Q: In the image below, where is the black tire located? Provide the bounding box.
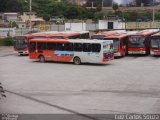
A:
[39,55,45,63]
[73,57,81,65]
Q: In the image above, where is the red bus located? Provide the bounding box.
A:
[128,29,159,55]
[150,32,160,55]
[29,39,114,64]
[13,31,89,55]
[13,34,32,55]
[103,33,129,57]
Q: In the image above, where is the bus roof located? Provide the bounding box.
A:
[93,31,117,36]
[131,29,159,36]
[104,33,129,39]
[29,38,112,44]
[151,32,160,37]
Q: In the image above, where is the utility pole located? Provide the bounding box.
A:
[29,0,32,31]
[153,0,155,28]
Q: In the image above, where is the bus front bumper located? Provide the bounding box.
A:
[128,51,146,54]
[151,51,160,55]
[114,52,121,57]
[18,50,29,55]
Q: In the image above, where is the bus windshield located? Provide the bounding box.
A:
[151,38,160,49]
[14,36,28,50]
[129,36,145,48]
[104,38,119,52]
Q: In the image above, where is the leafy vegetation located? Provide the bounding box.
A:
[2,37,13,46]
[0,0,159,22]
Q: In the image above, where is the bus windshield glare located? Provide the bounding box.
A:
[151,38,160,49]
[14,36,28,50]
[104,38,119,52]
[129,36,145,48]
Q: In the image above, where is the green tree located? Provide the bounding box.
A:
[112,3,119,13]
[9,21,18,28]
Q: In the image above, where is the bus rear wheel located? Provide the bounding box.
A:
[39,55,45,63]
[73,57,81,65]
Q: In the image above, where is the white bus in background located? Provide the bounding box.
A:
[29,39,114,65]
[0,28,15,38]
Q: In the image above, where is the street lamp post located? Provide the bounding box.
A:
[153,0,155,28]
[29,0,32,31]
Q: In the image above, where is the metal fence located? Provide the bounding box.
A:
[15,22,160,35]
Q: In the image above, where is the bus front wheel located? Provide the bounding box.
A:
[73,57,81,65]
[39,55,45,63]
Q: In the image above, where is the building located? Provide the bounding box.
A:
[20,12,44,28]
[0,13,19,22]
[75,0,86,5]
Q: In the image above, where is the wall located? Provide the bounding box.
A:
[65,23,86,31]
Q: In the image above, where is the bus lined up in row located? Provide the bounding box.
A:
[13,31,89,55]
[150,32,160,55]
[128,29,159,55]
[92,29,160,56]
[91,30,138,57]
[103,33,129,57]
[29,39,114,64]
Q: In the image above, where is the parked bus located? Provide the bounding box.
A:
[13,34,32,55]
[29,39,114,64]
[103,33,129,57]
[128,29,159,55]
[150,32,160,55]
[13,31,89,55]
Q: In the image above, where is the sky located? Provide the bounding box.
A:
[113,0,133,5]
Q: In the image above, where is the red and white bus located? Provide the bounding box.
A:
[150,32,160,55]
[29,39,114,64]
[128,29,159,55]
[13,31,89,55]
[103,33,129,57]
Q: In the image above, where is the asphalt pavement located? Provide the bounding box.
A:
[0,47,160,115]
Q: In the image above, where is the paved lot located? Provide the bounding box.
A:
[0,47,160,115]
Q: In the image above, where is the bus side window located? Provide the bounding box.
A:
[65,43,73,51]
[83,43,92,52]
[74,43,83,52]
[47,42,56,50]
[92,44,101,52]
[29,42,36,53]
[57,43,65,51]
[37,42,46,51]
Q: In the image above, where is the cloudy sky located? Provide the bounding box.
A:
[113,0,133,5]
